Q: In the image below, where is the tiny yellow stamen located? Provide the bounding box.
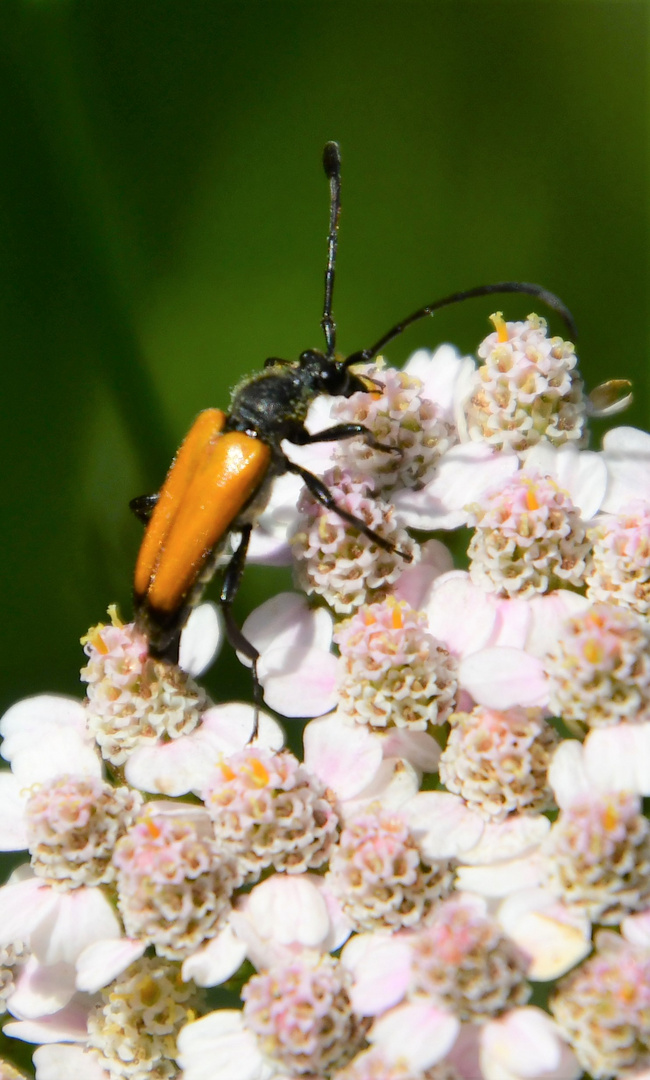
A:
[219,761,236,782]
[525,487,540,511]
[583,639,604,665]
[364,610,377,626]
[392,605,403,630]
[603,803,620,832]
[139,975,161,1007]
[145,818,161,839]
[490,311,509,343]
[107,603,124,628]
[80,622,109,654]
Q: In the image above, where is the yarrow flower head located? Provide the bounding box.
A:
[545,602,650,730]
[81,607,209,765]
[465,311,587,453]
[202,747,339,880]
[292,468,416,614]
[331,362,456,494]
[334,598,457,731]
[586,502,650,614]
[438,706,558,820]
[467,470,590,597]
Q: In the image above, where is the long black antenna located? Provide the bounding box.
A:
[344,280,578,367]
[321,141,342,358]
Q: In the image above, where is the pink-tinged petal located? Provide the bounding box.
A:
[547,741,590,810]
[497,889,591,981]
[523,444,607,520]
[459,648,548,709]
[525,591,590,659]
[4,995,90,1043]
[456,853,545,898]
[76,937,146,993]
[622,910,650,948]
[393,539,454,609]
[370,1000,460,1071]
[424,572,498,657]
[0,695,86,749]
[179,603,223,676]
[33,1042,110,1080]
[177,1010,271,1080]
[345,935,412,1016]
[491,598,531,649]
[343,759,420,819]
[0,772,28,849]
[379,730,441,773]
[33,1043,109,1080]
[480,1007,580,1080]
[31,887,121,966]
[246,474,306,566]
[461,815,551,865]
[182,924,248,988]
[395,443,519,530]
[202,703,284,755]
[243,593,333,661]
[583,722,650,796]
[303,715,383,799]
[9,956,77,1018]
[404,345,473,422]
[125,736,215,797]
[0,876,58,948]
[258,646,338,717]
[405,791,485,859]
[600,426,650,514]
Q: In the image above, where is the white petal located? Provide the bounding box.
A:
[547,741,590,809]
[9,956,77,1018]
[1,696,100,785]
[31,887,121,966]
[34,1042,109,1080]
[76,937,146,992]
[600,426,650,514]
[379,730,441,773]
[245,875,330,948]
[370,1000,460,1071]
[480,1007,580,1080]
[393,539,454,609]
[523,444,607,519]
[177,1010,270,1080]
[456,854,545,898]
[303,715,383,799]
[242,593,333,661]
[405,791,485,859]
[459,648,548,709]
[0,876,57,949]
[258,646,338,717]
[497,889,591,980]
[424,571,498,657]
[179,603,224,676]
[525,591,590,659]
[583,722,650,796]
[622,909,650,948]
[4,995,90,1043]
[343,758,420,817]
[461,815,551,864]
[182,923,247,987]
[0,771,28,849]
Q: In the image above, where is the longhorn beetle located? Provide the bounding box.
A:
[132,142,575,705]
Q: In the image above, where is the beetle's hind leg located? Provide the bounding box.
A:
[286,460,413,563]
[220,524,263,738]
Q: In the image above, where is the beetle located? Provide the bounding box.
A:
[132,141,575,702]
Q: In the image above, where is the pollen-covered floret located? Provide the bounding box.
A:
[439,706,558,820]
[81,608,210,766]
[0,942,28,1016]
[242,953,370,1076]
[326,806,453,931]
[202,747,338,880]
[586,504,650,615]
[545,602,650,730]
[465,312,587,453]
[331,363,455,494]
[292,468,416,614]
[87,955,203,1080]
[25,775,142,887]
[551,931,650,1079]
[467,471,590,598]
[542,792,650,924]
[335,598,457,731]
[411,896,531,1020]
[113,803,239,959]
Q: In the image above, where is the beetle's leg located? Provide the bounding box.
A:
[129,493,160,524]
[291,422,399,455]
[220,524,263,738]
[286,460,413,562]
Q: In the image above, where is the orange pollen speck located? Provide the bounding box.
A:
[80,624,109,654]
[392,606,404,630]
[364,611,377,626]
[490,311,509,343]
[603,804,620,831]
[219,761,236,782]
[242,758,271,788]
[145,819,161,839]
[525,488,540,512]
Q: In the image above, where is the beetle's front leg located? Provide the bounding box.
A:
[291,422,399,455]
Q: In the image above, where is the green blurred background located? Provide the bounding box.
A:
[0,0,647,722]
[0,0,647,1072]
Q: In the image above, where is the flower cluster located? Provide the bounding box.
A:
[1,312,648,1080]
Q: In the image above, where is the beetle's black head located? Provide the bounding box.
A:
[298,349,375,398]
